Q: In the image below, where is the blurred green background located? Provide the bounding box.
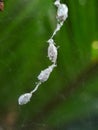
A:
[0,0,98,129]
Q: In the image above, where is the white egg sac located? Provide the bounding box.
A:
[48,39,58,63]
[37,64,56,82]
[18,93,32,105]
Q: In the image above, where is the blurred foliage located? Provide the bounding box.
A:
[0,0,98,129]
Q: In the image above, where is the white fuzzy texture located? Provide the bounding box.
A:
[18,93,32,105]
[47,39,58,63]
[51,2,68,38]
[56,3,68,23]
[54,0,60,7]
[37,64,56,82]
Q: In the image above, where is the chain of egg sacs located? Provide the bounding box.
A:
[18,0,68,105]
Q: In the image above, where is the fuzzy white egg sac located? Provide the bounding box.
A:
[57,3,68,22]
[37,64,56,82]
[18,93,32,105]
[47,39,58,63]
